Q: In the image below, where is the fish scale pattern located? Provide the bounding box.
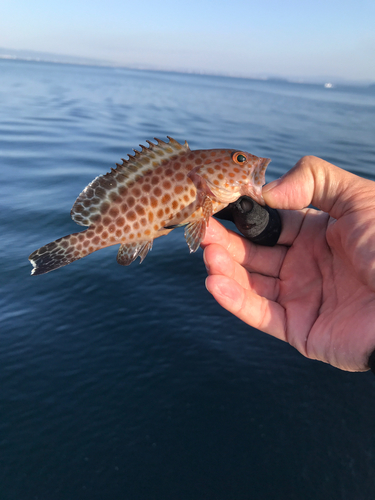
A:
[29,137,270,275]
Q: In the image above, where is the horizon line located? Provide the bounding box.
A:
[0,50,374,89]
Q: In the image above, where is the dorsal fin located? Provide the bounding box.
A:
[71,137,190,226]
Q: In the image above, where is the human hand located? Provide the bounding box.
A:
[202,156,375,372]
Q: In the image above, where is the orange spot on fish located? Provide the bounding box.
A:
[127,211,136,222]
[135,205,146,216]
[109,207,119,218]
[162,194,171,204]
[100,202,110,214]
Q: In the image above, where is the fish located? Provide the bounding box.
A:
[29,137,270,275]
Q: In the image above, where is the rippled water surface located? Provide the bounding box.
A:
[1,60,375,499]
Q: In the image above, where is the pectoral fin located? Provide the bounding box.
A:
[184,197,213,252]
[160,196,204,230]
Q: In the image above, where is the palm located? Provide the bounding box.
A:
[276,210,375,371]
[203,213,375,372]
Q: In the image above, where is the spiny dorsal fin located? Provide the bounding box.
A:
[71,137,190,226]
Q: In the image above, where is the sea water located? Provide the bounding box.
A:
[1,59,375,499]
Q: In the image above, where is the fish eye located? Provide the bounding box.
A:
[233,152,248,164]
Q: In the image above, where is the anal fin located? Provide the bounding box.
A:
[117,240,153,266]
[184,197,213,253]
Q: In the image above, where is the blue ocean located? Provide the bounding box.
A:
[1,59,375,499]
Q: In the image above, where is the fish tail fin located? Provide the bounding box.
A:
[29,229,98,276]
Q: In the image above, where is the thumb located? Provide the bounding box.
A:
[262,156,374,219]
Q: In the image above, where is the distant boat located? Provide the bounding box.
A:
[324,82,334,88]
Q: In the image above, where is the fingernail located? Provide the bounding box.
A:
[262,178,281,194]
[205,277,211,292]
[203,252,210,273]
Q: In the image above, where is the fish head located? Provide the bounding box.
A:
[189,149,271,206]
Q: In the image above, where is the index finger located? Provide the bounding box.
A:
[202,209,310,277]
[201,217,286,277]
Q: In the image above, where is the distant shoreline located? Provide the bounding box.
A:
[1,52,374,89]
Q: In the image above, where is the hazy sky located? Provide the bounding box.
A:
[1,0,375,82]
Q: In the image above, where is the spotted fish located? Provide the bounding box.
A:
[29,137,270,275]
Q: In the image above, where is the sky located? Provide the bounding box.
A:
[1,0,375,83]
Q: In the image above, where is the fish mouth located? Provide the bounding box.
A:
[245,188,265,206]
[243,156,271,205]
